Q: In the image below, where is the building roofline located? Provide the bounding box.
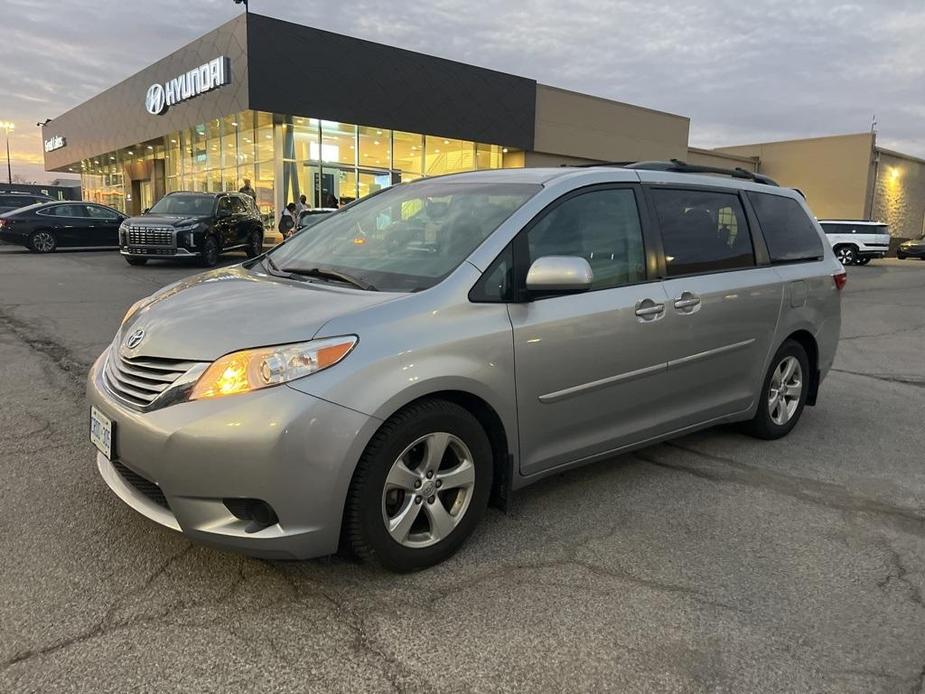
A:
[535,83,689,123]
[876,146,925,166]
[686,146,758,164]
[715,132,874,150]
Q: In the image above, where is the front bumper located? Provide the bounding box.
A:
[120,248,200,258]
[898,246,925,258]
[87,349,379,559]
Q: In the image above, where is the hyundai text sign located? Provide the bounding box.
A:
[145,56,230,115]
[44,135,66,152]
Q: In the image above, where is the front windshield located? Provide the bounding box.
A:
[148,194,214,216]
[268,179,539,292]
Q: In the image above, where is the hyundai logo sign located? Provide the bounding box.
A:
[125,328,146,350]
[145,56,230,115]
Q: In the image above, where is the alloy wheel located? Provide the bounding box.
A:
[381,432,476,549]
[836,247,856,265]
[32,232,55,253]
[768,356,803,426]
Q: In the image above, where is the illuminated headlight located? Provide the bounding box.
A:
[121,295,156,326]
[174,223,198,246]
[189,336,358,401]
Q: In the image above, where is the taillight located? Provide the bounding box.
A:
[833,269,847,291]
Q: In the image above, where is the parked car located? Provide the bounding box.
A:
[0,201,125,252]
[88,163,844,571]
[0,191,53,214]
[819,220,892,265]
[896,235,925,260]
[119,191,264,267]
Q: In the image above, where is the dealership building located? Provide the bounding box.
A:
[42,12,925,242]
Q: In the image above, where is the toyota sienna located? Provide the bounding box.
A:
[87,162,844,571]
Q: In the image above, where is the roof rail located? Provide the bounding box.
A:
[626,159,779,186]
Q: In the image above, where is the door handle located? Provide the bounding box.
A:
[673,292,701,314]
[634,299,665,321]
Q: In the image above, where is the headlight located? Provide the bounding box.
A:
[121,295,156,326]
[189,336,358,400]
[174,223,199,246]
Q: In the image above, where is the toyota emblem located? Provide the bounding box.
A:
[145,83,167,115]
[126,328,146,350]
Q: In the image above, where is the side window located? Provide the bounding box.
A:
[471,245,514,302]
[747,192,824,263]
[526,188,646,290]
[650,189,754,277]
[216,197,233,216]
[229,196,248,215]
[84,205,118,220]
[41,204,87,218]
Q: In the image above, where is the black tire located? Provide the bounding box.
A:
[343,399,493,572]
[124,256,148,266]
[742,340,811,440]
[856,257,871,266]
[834,244,857,266]
[28,230,57,253]
[897,253,905,260]
[199,235,219,267]
[245,230,264,258]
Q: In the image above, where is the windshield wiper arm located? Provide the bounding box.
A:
[280,266,377,291]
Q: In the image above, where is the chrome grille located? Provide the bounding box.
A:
[127,226,174,247]
[103,349,202,409]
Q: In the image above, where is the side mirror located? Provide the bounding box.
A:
[525,256,593,294]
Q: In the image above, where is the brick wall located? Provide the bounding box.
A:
[872,149,925,241]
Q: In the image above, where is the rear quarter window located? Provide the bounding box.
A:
[747,192,824,263]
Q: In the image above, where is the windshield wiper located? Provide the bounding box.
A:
[280,266,377,291]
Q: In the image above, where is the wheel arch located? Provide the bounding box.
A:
[783,329,820,406]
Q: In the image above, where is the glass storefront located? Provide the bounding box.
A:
[80,110,514,235]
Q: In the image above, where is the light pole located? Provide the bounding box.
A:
[0,121,14,184]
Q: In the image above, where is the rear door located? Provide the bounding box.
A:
[37,204,93,246]
[645,186,784,427]
[508,184,677,477]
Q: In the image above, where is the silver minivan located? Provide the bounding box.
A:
[87,164,845,571]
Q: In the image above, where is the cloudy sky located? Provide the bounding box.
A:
[2,0,923,182]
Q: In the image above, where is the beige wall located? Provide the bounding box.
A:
[716,133,875,220]
[873,149,925,240]
[532,85,689,164]
[686,147,758,172]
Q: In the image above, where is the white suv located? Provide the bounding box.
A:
[819,220,891,265]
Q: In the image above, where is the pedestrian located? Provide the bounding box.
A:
[278,202,297,238]
[295,194,310,224]
[324,193,339,209]
[239,178,256,199]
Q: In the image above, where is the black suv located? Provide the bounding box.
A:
[120,191,265,267]
[0,191,54,214]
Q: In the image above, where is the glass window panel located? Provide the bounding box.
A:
[476,143,502,170]
[358,126,391,170]
[425,136,475,176]
[320,121,356,166]
[290,117,319,162]
[358,171,392,200]
[393,131,423,178]
[256,120,274,163]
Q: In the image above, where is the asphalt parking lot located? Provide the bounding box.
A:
[1,247,924,693]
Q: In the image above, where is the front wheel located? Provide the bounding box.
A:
[28,231,56,253]
[742,340,810,440]
[897,253,906,260]
[199,236,219,267]
[343,399,493,572]
[245,230,264,258]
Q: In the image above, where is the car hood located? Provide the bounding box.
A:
[123,214,209,227]
[118,264,402,362]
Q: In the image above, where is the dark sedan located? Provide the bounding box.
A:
[897,236,925,260]
[0,201,126,253]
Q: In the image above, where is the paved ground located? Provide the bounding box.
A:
[1,247,924,693]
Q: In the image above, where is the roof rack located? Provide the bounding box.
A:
[625,159,779,186]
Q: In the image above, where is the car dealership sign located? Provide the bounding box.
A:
[43,135,66,152]
[145,56,230,115]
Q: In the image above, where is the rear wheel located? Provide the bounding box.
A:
[199,236,219,267]
[834,244,857,265]
[28,230,56,253]
[897,253,906,260]
[742,340,810,440]
[245,230,264,258]
[124,256,148,266]
[343,399,493,572]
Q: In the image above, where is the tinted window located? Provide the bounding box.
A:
[84,205,119,220]
[527,188,646,290]
[148,195,214,216]
[651,189,754,276]
[471,244,514,302]
[821,223,889,235]
[0,195,38,208]
[40,204,88,218]
[229,196,248,214]
[748,192,824,262]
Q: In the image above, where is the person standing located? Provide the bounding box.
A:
[278,202,297,239]
[295,194,310,219]
[239,178,256,199]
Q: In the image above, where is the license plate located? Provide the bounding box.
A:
[90,406,113,459]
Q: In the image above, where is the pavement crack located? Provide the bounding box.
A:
[877,542,923,608]
[636,443,925,538]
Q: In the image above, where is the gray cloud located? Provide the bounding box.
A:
[2,0,923,182]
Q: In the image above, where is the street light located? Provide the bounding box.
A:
[0,121,14,184]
